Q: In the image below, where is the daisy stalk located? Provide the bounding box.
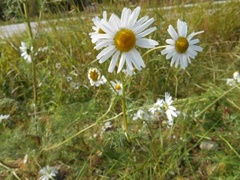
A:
[119,73,128,137]
[22,0,38,132]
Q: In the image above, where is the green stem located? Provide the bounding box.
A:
[120,73,128,132]
[23,1,38,132]
[23,1,33,40]
[23,2,37,102]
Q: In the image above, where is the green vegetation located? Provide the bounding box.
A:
[0,0,239,179]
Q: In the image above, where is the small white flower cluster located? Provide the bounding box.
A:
[133,92,179,126]
[65,75,80,90]
[226,71,240,86]
[0,114,10,123]
[39,165,58,180]
[101,121,112,132]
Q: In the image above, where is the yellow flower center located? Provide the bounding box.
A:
[115,84,121,91]
[114,29,136,52]
[175,37,189,54]
[90,70,99,81]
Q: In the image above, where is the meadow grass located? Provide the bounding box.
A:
[0,0,240,179]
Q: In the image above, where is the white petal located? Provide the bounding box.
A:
[134,18,155,34]
[133,16,149,30]
[131,48,146,68]
[108,51,120,72]
[166,39,176,45]
[128,6,141,28]
[177,19,188,37]
[168,25,179,41]
[136,27,156,38]
[136,38,158,48]
[117,53,126,73]
[189,38,199,45]
[188,30,204,40]
[98,46,116,63]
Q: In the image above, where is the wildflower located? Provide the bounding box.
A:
[90,6,158,75]
[66,76,73,82]
[88,68,107,87]
[132,109,150,121]
[226,71,240,86]
[19,42,33,63]
[161,19,204,69]
[39,165,58,180]
[110,80,123,95]
[149,98,164,115]
[162,92,178,123]
[0,114,10,123]
[90,11,108,44]
[101,121,112,132]
[55,63,61,69]
[233,71,240,83]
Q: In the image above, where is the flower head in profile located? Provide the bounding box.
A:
[161,19,204,69]
[90,11,108,44]
[39,165,58,180]
[0,114,10,123]
[110,80,123,95]
[162,92,179,123]
[148,98,164,116]
[20,42,33,63]
[88,68,107,87]
[226,71,240,86]
[90,6,158,75]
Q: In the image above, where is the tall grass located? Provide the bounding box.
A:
[0,0,240,179]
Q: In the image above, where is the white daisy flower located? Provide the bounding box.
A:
[89,11,109,44]
[90,6,158,75]
[110,80,123,95]
[161,19,204,69]
[226,71,240,86]
[233,71,240,83]
[19,42,33,63]
[88,68,107,87]
[39,165,58,180]
[162,92,178,123]
[148,98,164,115]
[0,114,10,123]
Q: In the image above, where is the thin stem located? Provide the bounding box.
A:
[119,73,131,142]
[120,72,128,132]
[142,45,166,58]
[23,1,33,40]
[23,1,38,132]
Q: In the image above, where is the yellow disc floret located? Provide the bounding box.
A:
[175,37,189,54]
[114,29,136,52]
[90,70,99,81]
[115,84,122,91]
